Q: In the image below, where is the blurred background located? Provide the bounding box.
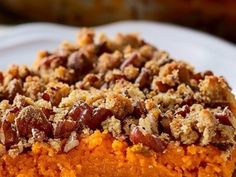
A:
[0,0,236,43]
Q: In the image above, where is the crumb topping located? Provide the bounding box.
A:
[0,29,236,156]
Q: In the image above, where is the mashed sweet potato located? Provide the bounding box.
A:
[0,131,235,177]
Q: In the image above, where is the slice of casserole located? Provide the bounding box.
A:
[0,29,236,177]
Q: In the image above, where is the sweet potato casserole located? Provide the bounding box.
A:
[0,29,236,177]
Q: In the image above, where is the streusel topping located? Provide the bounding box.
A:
[0,29,236,156]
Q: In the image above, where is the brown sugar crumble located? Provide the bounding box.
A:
[0,28,236,160]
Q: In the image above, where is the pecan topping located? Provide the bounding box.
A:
[193,70,213,83]
[130,127,167,153]
[193,72,203,82]
[120,53,140,70]
[53,120,77,138]
[40,55,67,68]
[0,30,236,157]
[67,51,92,75]
[68,103,112,130]
[68,103,90,121]
[0,71,4,83]
[42,92,50,101]
[215,110,231,125]
[204,70,213,77]
[96,42,112,56]
[9,107,20,114]
[158,58,173,67]
[63,131,79,153]
[132,101,147,118]
[0,120,18,147]
[155,81,171,93]
[135,68,151,89]
[206,100,230,108]
[90,107,113,130]
[15,106,52,138]
[42,108,54,118]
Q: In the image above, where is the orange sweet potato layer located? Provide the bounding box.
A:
[0,131,235,177]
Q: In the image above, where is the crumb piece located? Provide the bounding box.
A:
[97,51,122,72]
[105,93,133,119]
[102,116,121,137]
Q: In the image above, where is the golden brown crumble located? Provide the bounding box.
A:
[0,29,236,155]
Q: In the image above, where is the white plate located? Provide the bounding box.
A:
[0,21,236,92]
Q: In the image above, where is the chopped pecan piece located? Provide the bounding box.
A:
[120,53,140,70]
[41,108,54,118]
[193,70,214,83]
[96,42,112,56]
[67,51,92,75]
[68,103,90,121]
[78,103,93,128]
[0,120,18,147]
[215,109,231,125]
[63,131,79,153]
[204,70,213,77]
[130,127,167,153]
[135,68,151,89]
[40,54,67,68]
[53,120,77,138]
[42,92,50,101]
[132,101,147,118]
[68,103,112,130]
[155,81,171,93]
[9,107,20,114]
[15,106,52,138]
[158,58,173,67]
[0,71,4,83]
[90,107,113,130]
[206,100,230,108]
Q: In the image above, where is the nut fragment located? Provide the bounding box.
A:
[40,54,67,68]
[155,81,171,93]
[15,106,52,138]
[135,68,151,89]
[63,131,79,153]
[96,42,112,56]
[42,92,50,101]
[42,108,54,118]
[68,103,113,130]
[0,71,4,83]
[130,127,167,153]
[0,120,18,147]
[132,101,147,118]
[67,51,92,74]
[158,58,173,67]
[68,103,91,121]
[90,107,113,130]
[215,109,231,126]
[53,120,77,138]
[120,53,140,70]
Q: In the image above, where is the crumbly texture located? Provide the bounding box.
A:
[0,29,236,177]
[0,131,236,177]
